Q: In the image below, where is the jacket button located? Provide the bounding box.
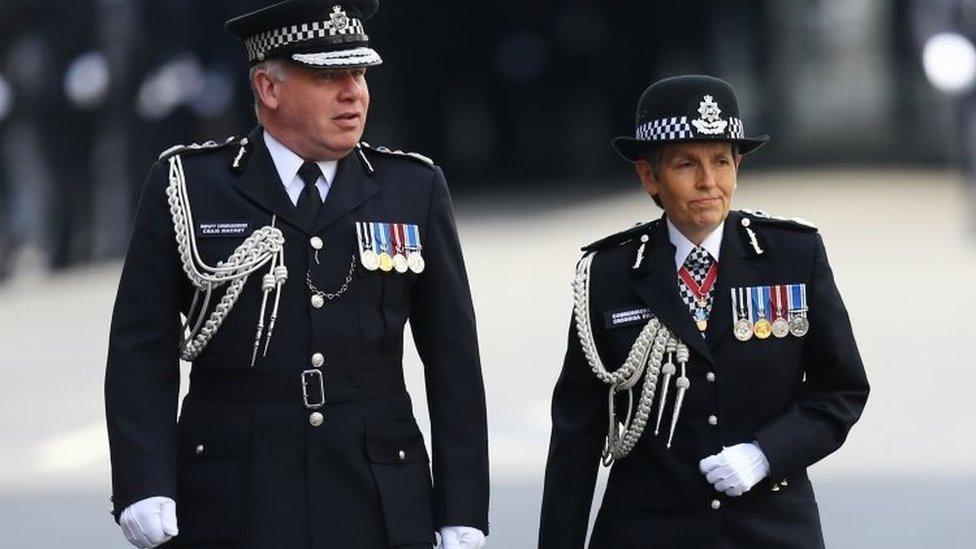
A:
[311,353,325,368]
[195,444,205,455]
[707,415,718,426]
[398,450,406,461]
[309,412,324,427]
[706,372,716,382]
[711,499,721,510]
[310,236,324,250]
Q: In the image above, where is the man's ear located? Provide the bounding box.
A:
[734,153,744,170]
[253,69,281,112]
[635,159,659,198]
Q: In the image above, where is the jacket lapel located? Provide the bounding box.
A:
[631,218,717,366]
[705,211,769,346]
[231,126,309,233]
[311,151,380,235]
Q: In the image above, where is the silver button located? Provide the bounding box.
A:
[310,236,324,250]
[708,415,718,426]
[711,499,721,510]
[195,444,204,455]
[309,412,324,427]
[398,450,406,461]
[311,353,325,368]
[741,218,751,227]
[706,372,716,382]
[311,294,324,309]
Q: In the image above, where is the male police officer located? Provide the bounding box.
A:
[538,75,869,548]
[105,1,488,548]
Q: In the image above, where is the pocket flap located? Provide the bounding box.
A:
[365,418,429,464]
[178,412,252,458]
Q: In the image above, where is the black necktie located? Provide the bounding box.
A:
[296,161,323,226]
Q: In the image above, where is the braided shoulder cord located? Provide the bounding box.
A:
[572,252,687,464]
[166,155,287,361]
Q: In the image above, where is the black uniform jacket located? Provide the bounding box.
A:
[539,211,869,549]
[105,126,489,549]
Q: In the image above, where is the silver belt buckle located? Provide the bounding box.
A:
[301,369,325,409]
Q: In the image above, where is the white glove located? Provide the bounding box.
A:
[923,32,976,95]
[439,525,487,549]
[119,496,179,548]
[699,443,770,497]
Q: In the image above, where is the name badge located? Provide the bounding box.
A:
[197,221,250,238]
[605,307,654,329]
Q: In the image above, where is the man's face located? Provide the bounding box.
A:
[257,63,370,160]
[636,142,740,234]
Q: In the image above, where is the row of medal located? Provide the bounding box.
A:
[355,221,426,274]
[731,284,809,341]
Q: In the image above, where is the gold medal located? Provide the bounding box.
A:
[696,319,708,331]
[753,318,772,339]
[379,253,394,272]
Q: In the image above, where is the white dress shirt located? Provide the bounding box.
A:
[666,218,724,271]
[264,130,338,206]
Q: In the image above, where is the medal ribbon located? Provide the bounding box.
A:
[677,262,719,303]
[373,222,388,253]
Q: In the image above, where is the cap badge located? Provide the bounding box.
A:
[691,95,728,136]
[330,5,350,32]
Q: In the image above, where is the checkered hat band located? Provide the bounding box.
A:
[635,116,746,141]
[245,18,368,62]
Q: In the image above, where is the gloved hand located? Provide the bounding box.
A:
[119,496,179,548]
[699,442,770,497]
[923,32,976,94]
[439,525,487,549]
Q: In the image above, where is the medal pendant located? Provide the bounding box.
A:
[789,313,809,337]
[772,317,790,338]
[311,294,325,309]
[733,319,754,341]
[393,253,409,274]
[696,319,708,331]
[754,319,773,339]
[407,252,425,274]
[378,253,394,272]
[361,250,380,271]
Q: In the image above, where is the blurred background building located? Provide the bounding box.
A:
[2,1,976,548]
[0,0,965,280]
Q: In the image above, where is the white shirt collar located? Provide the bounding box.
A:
[666,218,724,271]
[263,130,338,205]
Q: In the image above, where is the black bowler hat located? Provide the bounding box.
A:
[612,75,769,162]
[226,0,382,69]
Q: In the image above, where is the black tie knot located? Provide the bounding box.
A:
[298,161,321,188]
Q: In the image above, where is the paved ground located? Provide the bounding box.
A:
[1,168,974,547]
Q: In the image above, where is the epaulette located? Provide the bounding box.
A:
[739,209,818,232]
[359,141,434,168]
[158,136,240,161]
[582,219,659,252]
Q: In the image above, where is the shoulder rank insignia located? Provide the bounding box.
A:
[359,141,435,168]
[158,136,240,161]
[740,209,818,232]
[581,219,658,253]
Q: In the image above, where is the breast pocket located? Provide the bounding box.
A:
[365,417,435,546]
[173,411,253,546]
[356,269,414,355]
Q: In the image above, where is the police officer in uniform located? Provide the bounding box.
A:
[105,2,489,548]
[538,75,869,548]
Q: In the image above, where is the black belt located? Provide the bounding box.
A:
[188,363,408,407]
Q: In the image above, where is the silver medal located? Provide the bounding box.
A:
[789,313,809,337]
[393,253,409,273]
[772,317,790,338]
[733,319,754,341]
[407,251,425,274]
[361,250,380,271]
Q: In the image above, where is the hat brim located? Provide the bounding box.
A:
[289,47,383,69]
[611,134,770,163]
